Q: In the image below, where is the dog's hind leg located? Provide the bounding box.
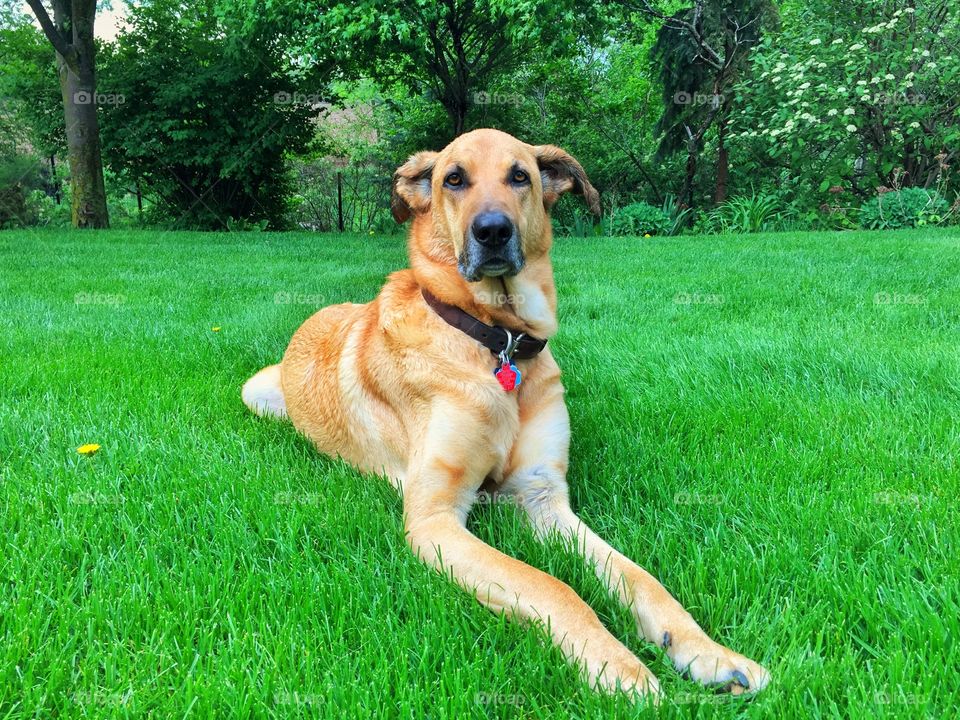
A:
[242,364,287,419]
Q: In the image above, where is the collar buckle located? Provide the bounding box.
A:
[498,329,526,364]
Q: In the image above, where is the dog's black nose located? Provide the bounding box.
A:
[471,212,514,247]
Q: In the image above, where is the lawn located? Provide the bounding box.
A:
[1,227,958,719]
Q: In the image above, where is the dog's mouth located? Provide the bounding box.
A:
[477,260,513,277]
[458,248,525,282]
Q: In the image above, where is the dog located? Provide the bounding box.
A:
[242,128,770,699]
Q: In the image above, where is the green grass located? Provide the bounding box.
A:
[1,227,958,719]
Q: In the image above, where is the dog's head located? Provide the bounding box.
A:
[391,129,599,282]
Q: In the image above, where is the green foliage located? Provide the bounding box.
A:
[859,188,949,230]
[552,205,602,237]
[651,0,777,159]
[660,193,695,235]
[0,154,38,188]
[0,20,65,156]
[284,80,413,233]
[25,188,71,228]
[95,0,323,230]
[0,186,28,228]
[304,0,601,136]
[696,192,785,234]
[4,0,958,234]
[608,201,671,236]
[731,1,960,210]
[289,158,396,234]
[0,148,43,229]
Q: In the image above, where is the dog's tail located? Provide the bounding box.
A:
[242,364,288,419]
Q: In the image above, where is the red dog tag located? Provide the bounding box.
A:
[495,360,521,391]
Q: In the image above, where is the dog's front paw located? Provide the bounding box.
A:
[668,636,770,694]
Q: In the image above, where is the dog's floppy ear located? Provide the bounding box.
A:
[391,151,439,223]
[533,145,601,216]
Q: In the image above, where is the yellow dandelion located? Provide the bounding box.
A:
[211,326,221,332]
[77,444,101,456]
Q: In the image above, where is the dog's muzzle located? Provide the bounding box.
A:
[458,211,525,282]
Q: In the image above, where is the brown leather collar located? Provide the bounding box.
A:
[421,288,547,360]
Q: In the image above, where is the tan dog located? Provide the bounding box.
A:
[242,128,770,699]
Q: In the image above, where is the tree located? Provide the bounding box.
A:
[626,0,776,206]
[25,0,109,227]
[95,0,325,229]
[486,38,666,206]
[310,0,601,139]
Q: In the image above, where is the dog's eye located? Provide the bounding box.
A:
[444,172,463,188]
[511,170,529,185]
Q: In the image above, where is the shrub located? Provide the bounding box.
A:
[660,193,694,235]
[859,188,949,230]
[0,185,28,228]
[287,157,394,233]
[608,201,671,236]
[24,189,69,228]
[0,155,43,228]
[730,4,960,216]
[553,206,601,237]
[695,193,786,234]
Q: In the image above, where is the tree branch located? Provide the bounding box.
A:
[629,0,724,69]
[25,0,74,62]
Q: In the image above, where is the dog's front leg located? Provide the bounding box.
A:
[402,400,660,699]
[502,385,771,694]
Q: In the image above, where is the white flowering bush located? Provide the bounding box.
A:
[728,1,959,218]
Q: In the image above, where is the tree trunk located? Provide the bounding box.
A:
[681,127,698,209]
[714,116,729,204]
[53,1,109,228]
[49,155,61,204]
[902,140,918,187]
[445,93,467,137]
